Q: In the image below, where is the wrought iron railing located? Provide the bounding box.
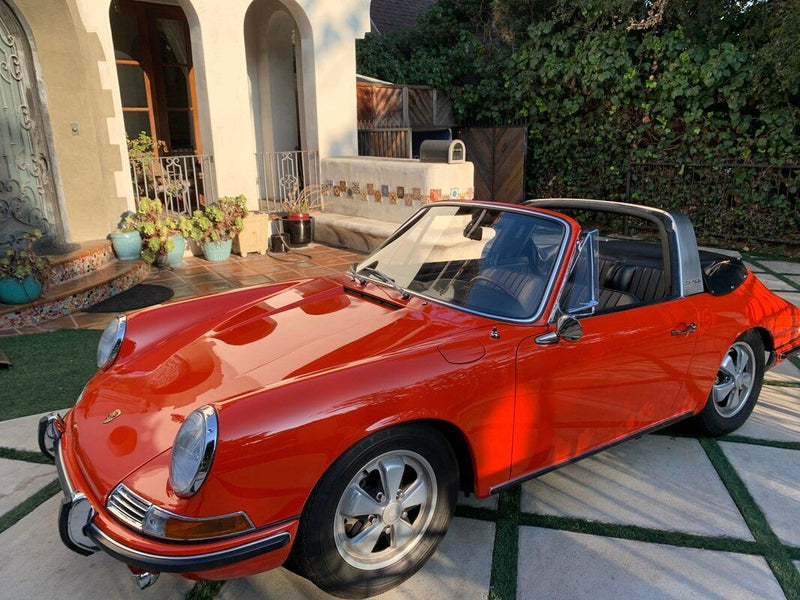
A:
[257,150,321,213]
[130,154,216,215]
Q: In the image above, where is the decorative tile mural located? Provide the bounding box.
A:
[322,180,475,207]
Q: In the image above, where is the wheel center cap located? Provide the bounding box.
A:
[383,501,402,524]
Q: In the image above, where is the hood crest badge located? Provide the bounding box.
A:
[103,409,122,424]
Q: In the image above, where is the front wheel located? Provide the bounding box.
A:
[291,424,458,598]
[693,330,765,436]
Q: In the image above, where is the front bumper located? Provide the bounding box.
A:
[40,413,292,575]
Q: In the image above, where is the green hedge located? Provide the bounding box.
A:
[357,0,800,245]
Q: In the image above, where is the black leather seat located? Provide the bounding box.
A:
[597,288,639,311]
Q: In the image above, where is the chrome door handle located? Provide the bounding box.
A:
[671,322,697,336]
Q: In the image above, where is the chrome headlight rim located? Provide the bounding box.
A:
[97,314,126,370]
[169,405,218,498]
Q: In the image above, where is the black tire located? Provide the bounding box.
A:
[291,423,458,599]
[692,330,765,436]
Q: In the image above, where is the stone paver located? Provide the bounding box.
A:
[517,527,783,600]
[220,517,495,600]
[775,291,800,308]
[736,386,800,443]
[759,261,800,276]
[767,359,800,384]
[754,273,797,291]
[458,491,498,510]
[744,261,766,273]
[0,495,193,599]
[521,435,753,539]
[0,409,70,452]
[720,441,800,547]
[0,458,55,515]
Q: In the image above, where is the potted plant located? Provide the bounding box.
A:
[281,184,327,246]
[135,198,191,268]
[189,195,248,262]
[110,213,142,260]
[0,230,50,305]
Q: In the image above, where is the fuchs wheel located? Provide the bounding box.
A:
[291,423,458,599]
[693,330,765,436]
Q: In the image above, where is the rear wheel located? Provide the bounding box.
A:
[693,330,764,436]
[291,424,458,598]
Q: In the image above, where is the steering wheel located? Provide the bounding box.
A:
[468,274,521,305]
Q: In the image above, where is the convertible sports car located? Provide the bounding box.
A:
[39,199,799,597]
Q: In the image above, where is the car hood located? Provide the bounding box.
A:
[70,277,467,498]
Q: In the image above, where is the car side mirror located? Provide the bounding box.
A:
[556,315,583,342]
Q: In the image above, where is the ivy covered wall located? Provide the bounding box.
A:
[357,0,799,246]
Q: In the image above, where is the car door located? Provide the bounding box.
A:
[510,233,699,481]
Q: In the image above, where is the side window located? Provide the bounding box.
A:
[560,230,599,316]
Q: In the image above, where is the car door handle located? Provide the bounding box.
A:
[671,322,697,336]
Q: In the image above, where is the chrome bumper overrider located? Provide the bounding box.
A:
[38,411,292,577]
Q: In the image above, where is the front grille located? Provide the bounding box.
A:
[107,484,152,531]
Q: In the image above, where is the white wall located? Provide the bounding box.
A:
[322,156,475,224]
[69,0,370,217]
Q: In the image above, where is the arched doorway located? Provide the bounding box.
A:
[0,0,64,251]
[245,0,320,209]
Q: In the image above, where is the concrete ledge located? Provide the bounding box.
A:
[313,212,397,253]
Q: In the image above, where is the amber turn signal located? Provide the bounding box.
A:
[142,506,254,541]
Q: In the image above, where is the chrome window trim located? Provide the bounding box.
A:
[356,202,573,324]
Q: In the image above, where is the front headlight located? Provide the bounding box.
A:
[169,406,217,498]
[97,315,126,369]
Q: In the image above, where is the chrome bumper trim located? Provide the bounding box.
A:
[86,525,292,573]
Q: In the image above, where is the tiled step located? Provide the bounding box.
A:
[45,240,116,286]
[0,259,149,328]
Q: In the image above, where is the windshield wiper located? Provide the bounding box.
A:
[347,263,366,285]
[357,265,410,300]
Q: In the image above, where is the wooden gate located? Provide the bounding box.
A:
[461,126,527,203]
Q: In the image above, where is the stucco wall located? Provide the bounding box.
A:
[11,0,129,243]
[9,0,371,242]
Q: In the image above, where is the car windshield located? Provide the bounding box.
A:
[356,204,568,320]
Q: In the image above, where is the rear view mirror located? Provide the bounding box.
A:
[556,315,583,342]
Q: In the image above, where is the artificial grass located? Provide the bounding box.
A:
[0,447,52,464]
[0,479,60,535]
[0,329,101,421]
[700,437,800,600]
[488,487,520,600]
[518,512,766,556]
[185,582,225,600]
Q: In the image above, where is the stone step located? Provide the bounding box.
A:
[0,259,149,328]
[44,240,115,286]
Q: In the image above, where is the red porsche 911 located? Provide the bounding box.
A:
[39,199,799,597]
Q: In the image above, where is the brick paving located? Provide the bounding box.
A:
[0,243,365,336]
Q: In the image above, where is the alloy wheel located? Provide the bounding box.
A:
[333,449,437,570]
[711,341,756,418]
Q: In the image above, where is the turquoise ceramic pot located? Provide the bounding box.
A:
[202,239,233,262]
[110,231,142,260]
[0,275,43,304]
[167,234,186,268]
